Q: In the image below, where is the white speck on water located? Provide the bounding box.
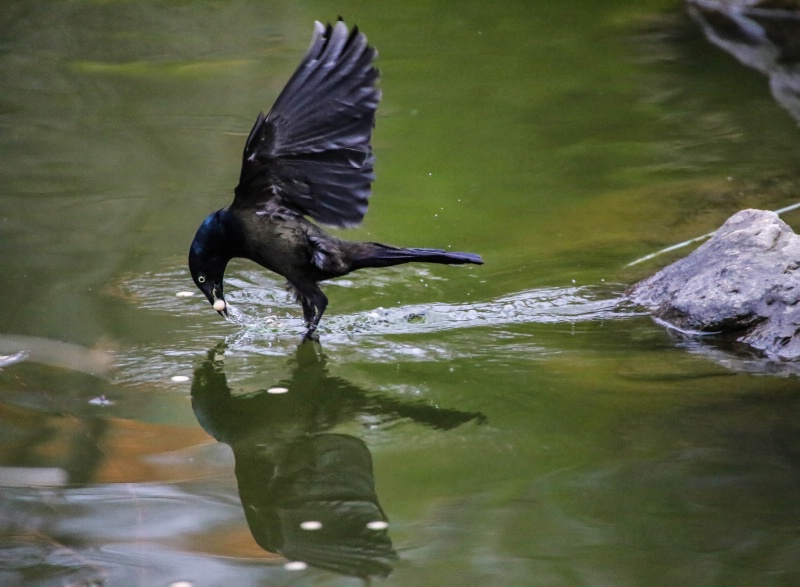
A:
[366,520,389,530]
[268,387,289,394]
[571,279,576,284]
[169,582,194,587]
[284,561,308,571]
[171,375,190,383]
[88,395,114,406]
[175,291,194,297]
[300,520,323,530]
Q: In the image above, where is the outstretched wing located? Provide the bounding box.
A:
[233,20,381,227]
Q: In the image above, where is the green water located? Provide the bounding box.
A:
[2,0,800,585]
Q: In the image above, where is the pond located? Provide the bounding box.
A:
[2,0,800,585]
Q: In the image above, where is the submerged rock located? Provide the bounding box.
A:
[629,209,800,359]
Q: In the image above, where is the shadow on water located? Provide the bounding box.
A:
[190,341,486,580]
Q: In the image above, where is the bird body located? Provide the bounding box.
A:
[189,21,482,339]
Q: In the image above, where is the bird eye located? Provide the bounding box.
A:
[198,276,206,283]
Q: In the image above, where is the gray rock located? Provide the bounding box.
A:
[629,209,800,359]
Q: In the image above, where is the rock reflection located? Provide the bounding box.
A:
[688,0,800,124]
[672,332,800,376]
[0,334,112,376]
[190,342,486,579]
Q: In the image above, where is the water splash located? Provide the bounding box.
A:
[121,268,638,339]
[110,269,643,386]
[317,285,635,338]
[121,267,640,337]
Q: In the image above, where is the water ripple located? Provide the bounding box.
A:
[121,268,637,338]
[123,269,637,333]
[110,269,640,386]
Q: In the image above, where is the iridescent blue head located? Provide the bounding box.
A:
[189,210,231,317]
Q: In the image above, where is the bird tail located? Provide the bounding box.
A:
[350,243,483,270]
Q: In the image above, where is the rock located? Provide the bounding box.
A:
[629,209,800,359]
[687,0,800,124]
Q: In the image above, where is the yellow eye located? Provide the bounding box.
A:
[198,276,206,283]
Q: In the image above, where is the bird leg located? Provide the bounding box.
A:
[294,284,328,341]
[299,297,315,326]
[306,289,328,339]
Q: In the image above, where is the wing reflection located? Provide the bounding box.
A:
[189,342,486,579]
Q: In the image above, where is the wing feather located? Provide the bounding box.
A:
[233,20,380,227]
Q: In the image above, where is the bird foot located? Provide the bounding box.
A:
[302,327,320,342]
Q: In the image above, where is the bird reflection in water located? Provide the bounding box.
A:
[190,342,486,579]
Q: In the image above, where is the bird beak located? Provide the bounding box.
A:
[211,286,228,318]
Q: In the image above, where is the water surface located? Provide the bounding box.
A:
[2,0,800,585]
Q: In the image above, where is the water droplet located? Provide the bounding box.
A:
[366,520,389,530]
[284,561,308,571]
[175,291,194,297]
[300,520,323,530]
[268,387,289,394]
[171,375,190,383]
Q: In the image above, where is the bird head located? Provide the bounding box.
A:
[189,213,231,318]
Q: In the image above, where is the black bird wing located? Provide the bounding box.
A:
[232,21,381,227]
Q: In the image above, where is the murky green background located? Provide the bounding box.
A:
[2,0,800,585]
